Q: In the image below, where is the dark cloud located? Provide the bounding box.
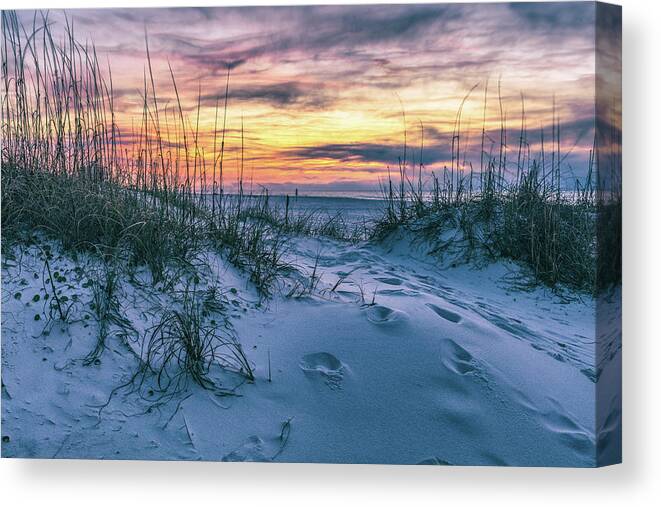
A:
[136,4,465,80]
[300,4,462,47]
[288,142,453,166]
[290,143,404,165]
[553,116,595,143]
[508,2,595,28]
[199,82,331,109]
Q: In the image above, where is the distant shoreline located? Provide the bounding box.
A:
[198,191,387,202]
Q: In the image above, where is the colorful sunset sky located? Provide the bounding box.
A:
[16,3,607,194]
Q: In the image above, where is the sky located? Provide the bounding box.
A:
[15,3,607,194]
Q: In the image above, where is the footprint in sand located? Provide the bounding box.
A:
[222,436,272,462]
[365,304,408,325]
[300,352,344,388]
[440,339,477,375]
[375,277,404,286]
[337,251,362,264]
[426,303,462,323]
[540,410,595,454]
[377,288,416,297]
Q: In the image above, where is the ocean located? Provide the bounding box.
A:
[202,192,388,229]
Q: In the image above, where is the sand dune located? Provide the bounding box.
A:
[1,231,620,465]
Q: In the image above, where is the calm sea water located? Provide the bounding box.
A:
[202,192,388,228]
[269,194,386,227]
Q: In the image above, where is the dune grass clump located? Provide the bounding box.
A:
[2,165,203,284]
[206,193,291,297]
[373,99,620,294]
[374,169,606,293]
[596,196,621,291]
[493,168,596,291]
[142,285,254,393]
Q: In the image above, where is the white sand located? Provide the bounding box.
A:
[1,233,621,465]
